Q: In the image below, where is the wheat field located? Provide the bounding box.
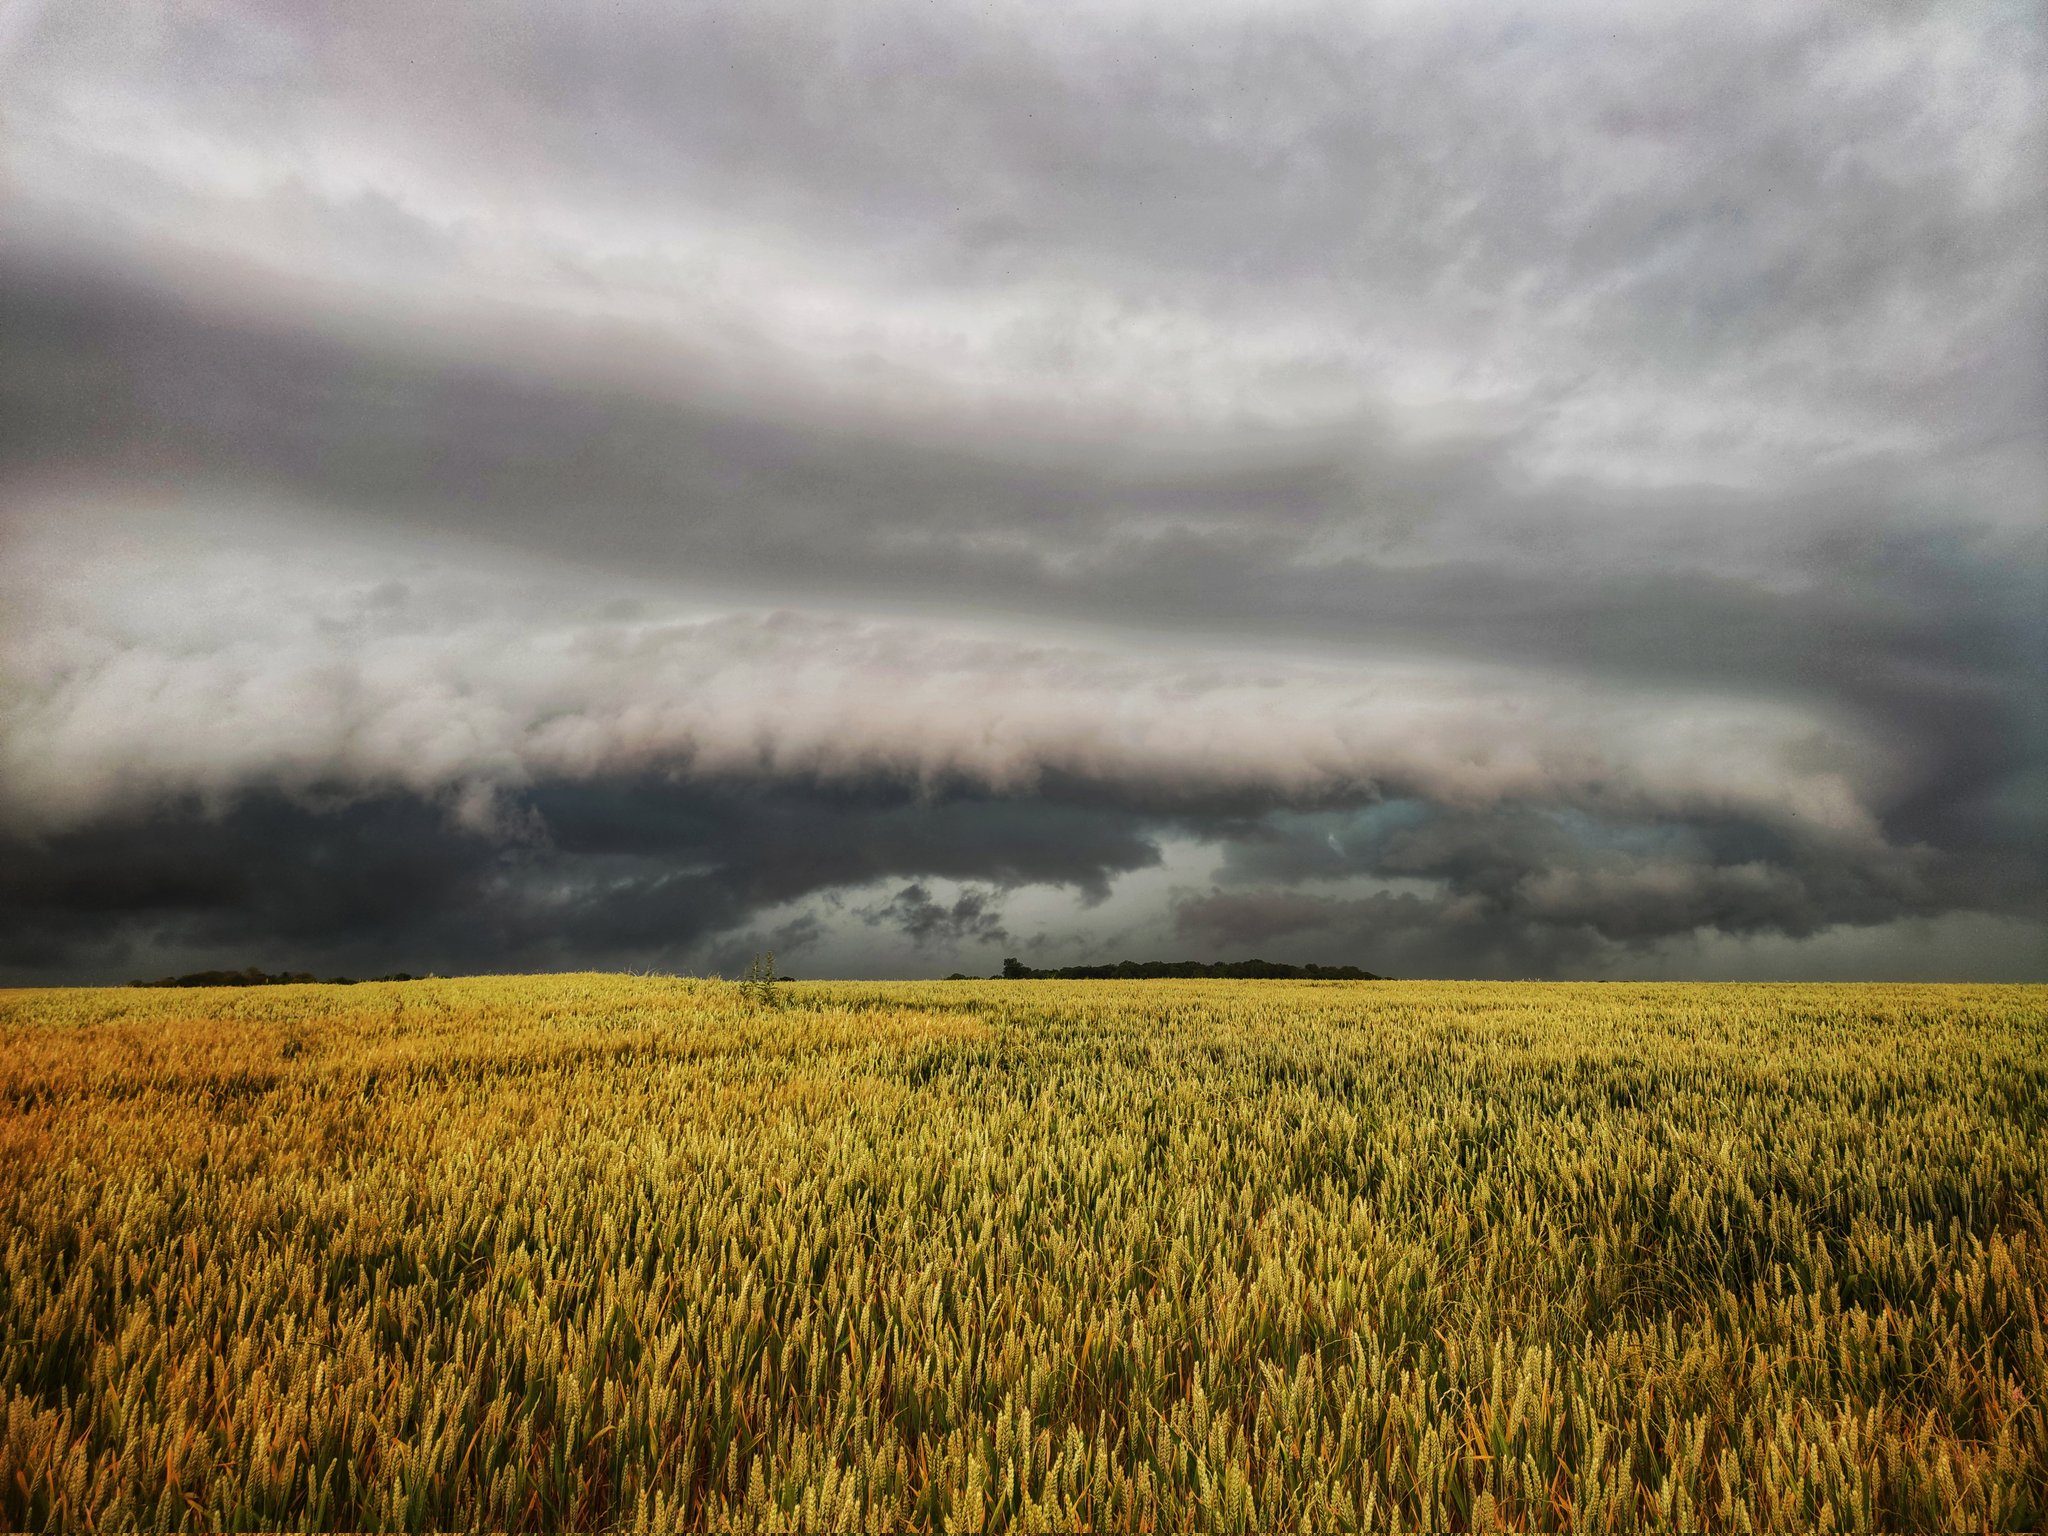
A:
[1,976,2043,1531]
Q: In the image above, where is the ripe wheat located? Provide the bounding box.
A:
[2,977,2043,1530]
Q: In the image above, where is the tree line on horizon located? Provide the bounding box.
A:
[940,957,1386,980]
[128,967,420,988]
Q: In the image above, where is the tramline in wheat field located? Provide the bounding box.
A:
[2,976,2043,1531]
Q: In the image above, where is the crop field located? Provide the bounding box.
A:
[2,976,2044,1532]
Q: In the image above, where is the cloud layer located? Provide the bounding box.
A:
[2,0,2042,979]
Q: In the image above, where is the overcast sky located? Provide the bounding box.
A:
[3,0,2043,981]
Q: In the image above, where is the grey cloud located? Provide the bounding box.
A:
[9,774,2032,985]
[17,2,2038,448]
[861,883,1010,948]
[6,512,1924,845]
[697,913,828,982]
[1,0,2041,979]
[0,780,1158,983]
[6,257,2037,800]
[1180,797,2043,977]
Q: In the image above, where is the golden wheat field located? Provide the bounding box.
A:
[1,977,2043,1532]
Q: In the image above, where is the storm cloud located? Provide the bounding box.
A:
[1,0,2042,979]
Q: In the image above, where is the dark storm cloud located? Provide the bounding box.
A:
[861,884,1010,949]
[527,781,1160,910]
[1174,795,2041,978]
[0,781,1159,983]
[1,0,2043,977]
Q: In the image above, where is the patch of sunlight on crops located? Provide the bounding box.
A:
[2,976,2044,1531]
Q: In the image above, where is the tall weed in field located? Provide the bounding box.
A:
[745,954,782,1011]
[1,977,2043,1530]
